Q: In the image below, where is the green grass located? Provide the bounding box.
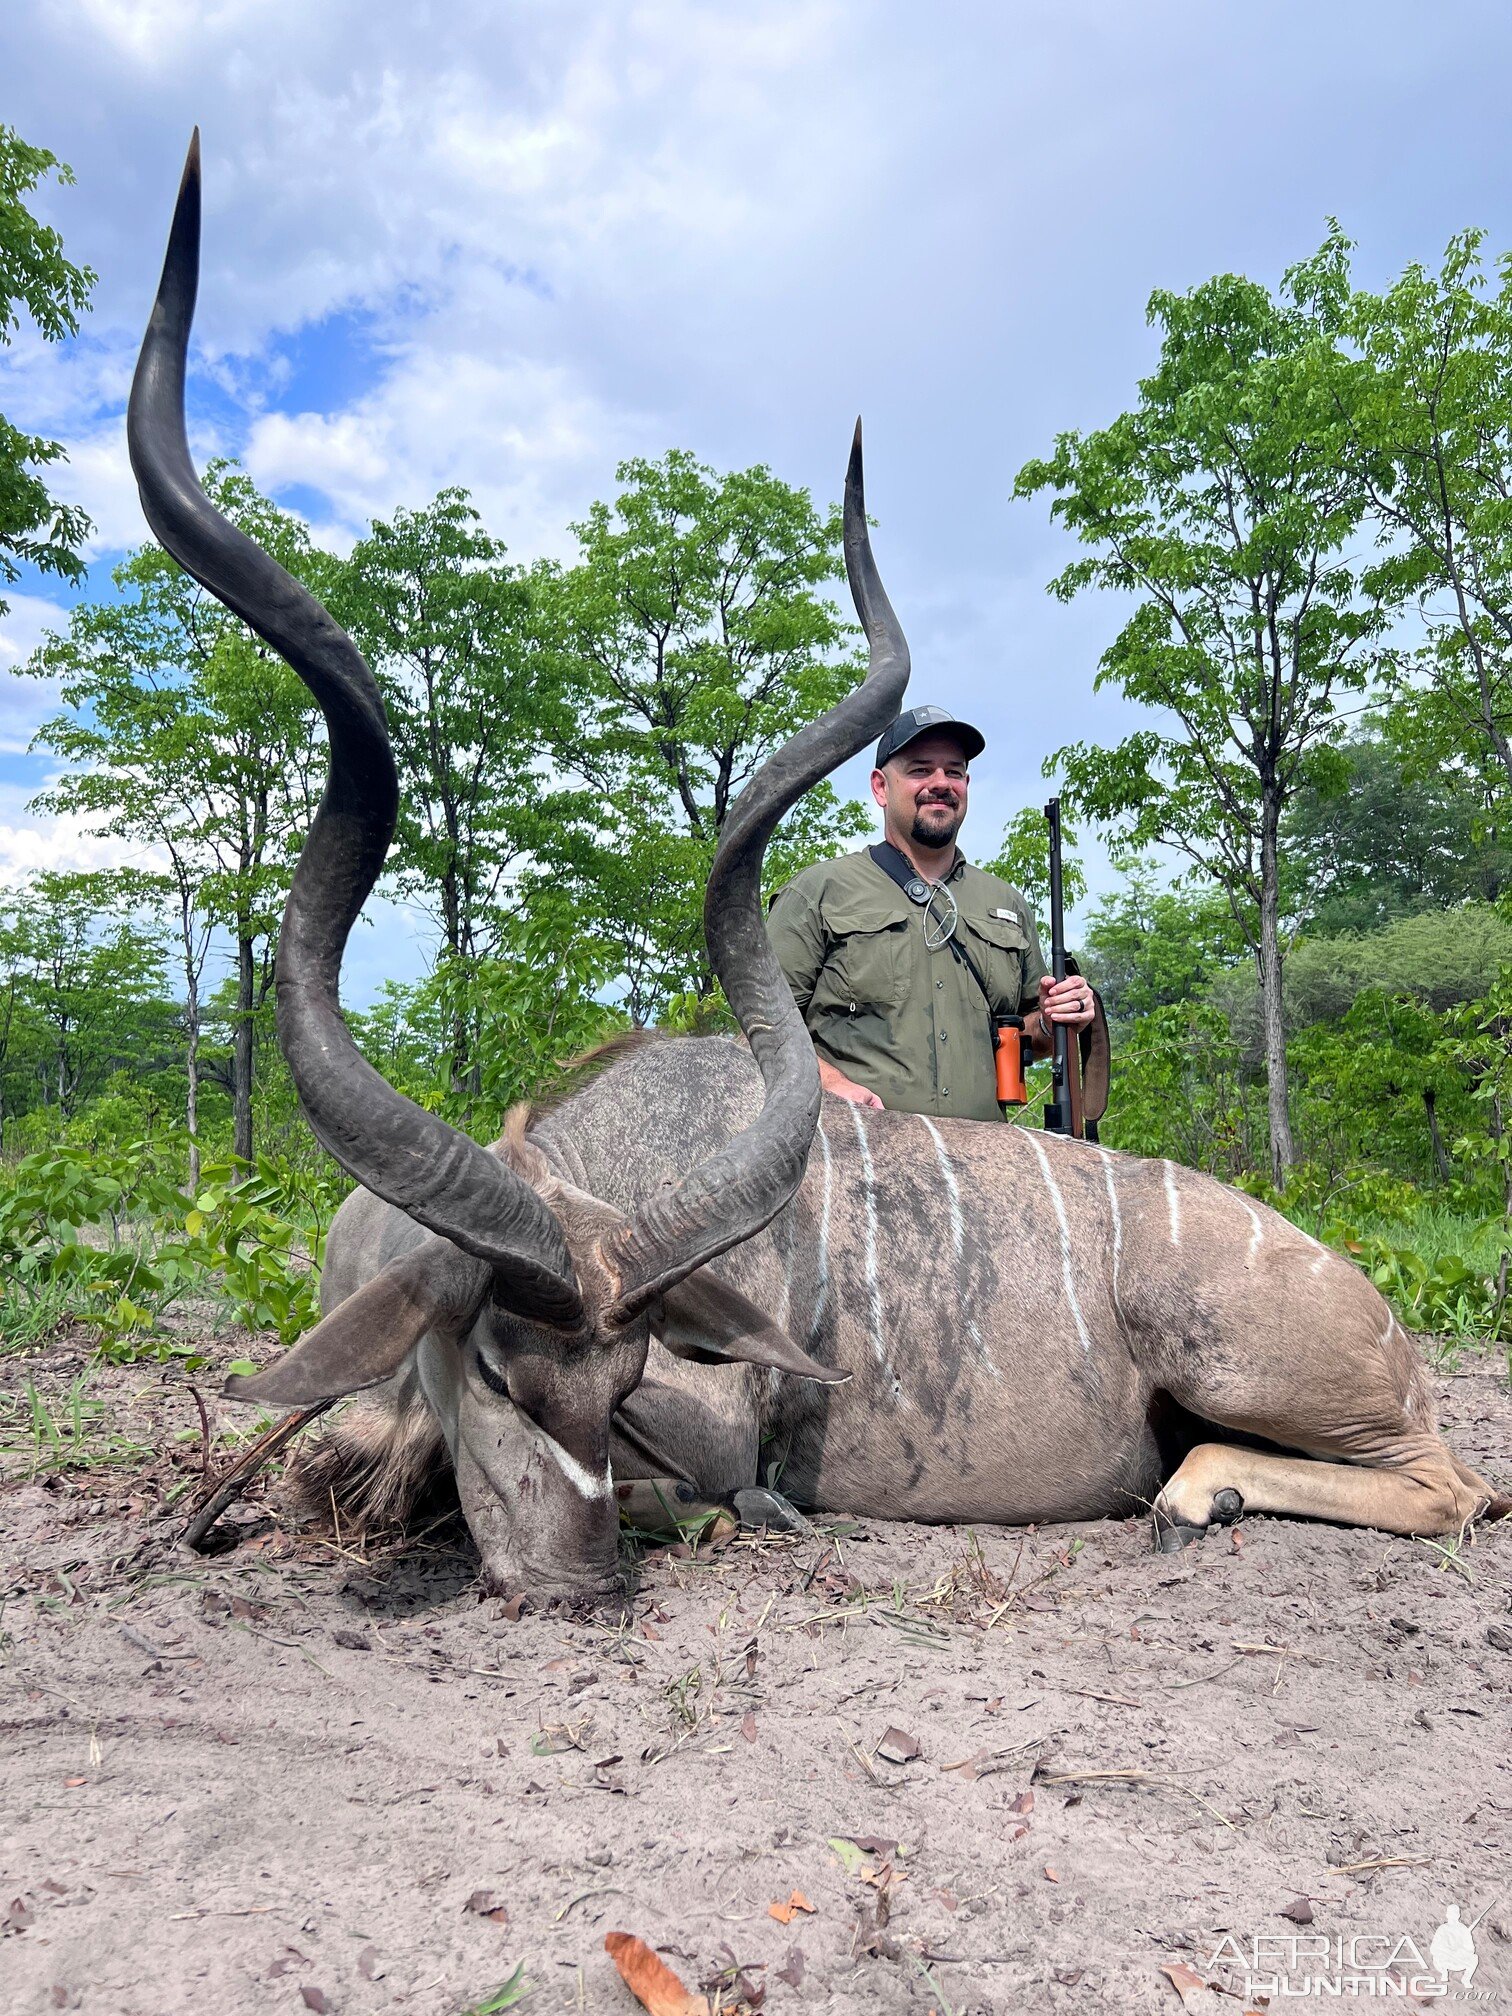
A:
[0,1376,155,1478]
[1284,1198,1511,1350]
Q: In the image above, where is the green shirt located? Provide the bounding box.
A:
[768,848,1049,1122]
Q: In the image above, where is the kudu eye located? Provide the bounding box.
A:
[474,1348,514,1401]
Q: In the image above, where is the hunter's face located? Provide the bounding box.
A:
[874,733,971,852]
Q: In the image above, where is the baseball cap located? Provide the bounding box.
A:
[875,705,986,769]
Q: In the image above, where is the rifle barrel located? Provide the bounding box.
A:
[1044,796,1070,1134]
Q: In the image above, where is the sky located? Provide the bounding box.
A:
[7,0,1512,1001]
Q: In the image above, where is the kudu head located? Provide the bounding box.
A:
[128,133,911,1605]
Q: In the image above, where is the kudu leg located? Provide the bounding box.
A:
[1154,1435,1505,1549]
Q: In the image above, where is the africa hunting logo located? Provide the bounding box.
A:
[1206,1902,1493,2000]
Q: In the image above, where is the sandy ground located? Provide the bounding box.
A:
[2,1336,1511,2016]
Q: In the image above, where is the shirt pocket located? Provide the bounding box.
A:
[810,905,909,1018]
[973,909,1030,1009]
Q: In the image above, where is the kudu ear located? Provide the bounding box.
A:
[224,1238,490,1408]
[651,1269,848,1386]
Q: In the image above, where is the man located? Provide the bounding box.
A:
[768,705,1095,1119]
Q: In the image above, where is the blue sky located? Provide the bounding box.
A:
[6,0,1512,1001]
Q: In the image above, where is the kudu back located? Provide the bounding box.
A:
[129,139,1504,1607]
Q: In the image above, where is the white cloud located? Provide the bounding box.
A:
[243,345,631,557]
[6,0,1512,948]
[0,783,148,884]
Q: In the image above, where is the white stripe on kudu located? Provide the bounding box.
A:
[1163,1160,1182,1246]
[921,1116,995,1372]
[848,1103,900,1397]
[1092,1145,1125,1323]
[1242,1199,1264,1266]
[1026,1131,1093,1356]
[540,1432,612,1501]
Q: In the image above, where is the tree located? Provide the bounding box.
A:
[28,466,323,1168]
[1315,227,1512,802]
[1017,256,1382,1182]
[983,806,1087,923]
[329,490,570,1103]
[1077,867,1244,1032]
[543,450,868,1022]
[1285,722,1508,934]
[4,872,168,1119]
[0,126,94,615]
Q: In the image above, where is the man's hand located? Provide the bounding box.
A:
[817,1058,884,1109]
[1038,973,1096,1032]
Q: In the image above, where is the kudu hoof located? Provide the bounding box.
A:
[1153,1510,1206,1553]
[1152,1485,1246,1553]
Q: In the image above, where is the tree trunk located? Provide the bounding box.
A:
[1258,791,1295,1186]
[178,881,202,1195]
[233,930,255,1171]
[185,966,202,1196]
[1422,1086,1451,1185]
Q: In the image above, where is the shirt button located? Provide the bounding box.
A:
[939,1031,948,1044]
[935,979,944,990]
[941,1087,950,1097]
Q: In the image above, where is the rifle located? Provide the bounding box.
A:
[996,796,1106,1139]
[1043,796,1072,1136]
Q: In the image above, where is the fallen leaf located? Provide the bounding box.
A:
[847,1835,904,1859]
[740,1711,757,1744]
[1054,1969,1084,1987]
[828,1838,868,1875]
[63,1777,86,1789]
[1161,1960,1207,2008]
[5,1896,35,1932]
[496,1593,527,1621]
[1230,1528,1244,1555]
[875,1727,921,1765]
[775,1948,805,1988]
[531,1723,585,1756]
[356,1948,383,1981]
[299,1990,332,2014]
[464,1889,509,1927]
[767,1890,816,1924]
[1280,1896,1314,1924]
[1008,1790,1034,1816]
[1043,1866,1060,1883]
[604,1931,709,2016]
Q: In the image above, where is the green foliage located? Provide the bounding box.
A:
[352,911,624,1137]
[0,1376,153,1477]
[1308,224,1512,802]
[1078,866,1244,1031]
[1097,1000,1257,1177]
[27,463,327,1165]
[0,1139,342,1356]
[461,1967,531,2015]
[0,125,95,609]
[984,806,1086,918]
[1018,247,1386,1180]
[329,492,570,1092]
[1284,723,1508,933]
[542,449,868,1020]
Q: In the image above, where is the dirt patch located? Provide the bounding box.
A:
[2,1345,1510,2014]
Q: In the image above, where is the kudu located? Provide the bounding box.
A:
[132,139,1504,1607]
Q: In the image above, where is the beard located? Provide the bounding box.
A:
[910,800,962,848]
